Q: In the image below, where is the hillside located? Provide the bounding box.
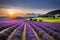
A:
[45,9,60,16]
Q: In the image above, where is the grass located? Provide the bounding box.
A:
[27,17,60,22]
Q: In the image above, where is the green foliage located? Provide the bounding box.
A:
[30,18,32,21]
[0,35,7,40]
[39,32,45,38]
[45,38,49,40]
[14,34,21,38]
[50,32,54,36]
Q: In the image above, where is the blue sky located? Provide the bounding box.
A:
[0,0,60,14]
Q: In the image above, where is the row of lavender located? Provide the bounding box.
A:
[0,20,23,40]
[28,21,60,40]
[0,20,60,40]
[0,20,38,40]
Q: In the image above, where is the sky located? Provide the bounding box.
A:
[0,0,60,15]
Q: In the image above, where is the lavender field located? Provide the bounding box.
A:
[0,20,60,40]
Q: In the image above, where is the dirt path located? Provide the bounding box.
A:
[6,26,19,40]
[22,24,26,40]
[29,24,41,40]
[0,27,10,34]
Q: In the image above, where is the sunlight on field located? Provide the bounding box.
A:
[9,10,14,19]
[28,17,60,22]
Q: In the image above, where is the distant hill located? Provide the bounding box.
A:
[45,9,60,16]
[23,13,41,17]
